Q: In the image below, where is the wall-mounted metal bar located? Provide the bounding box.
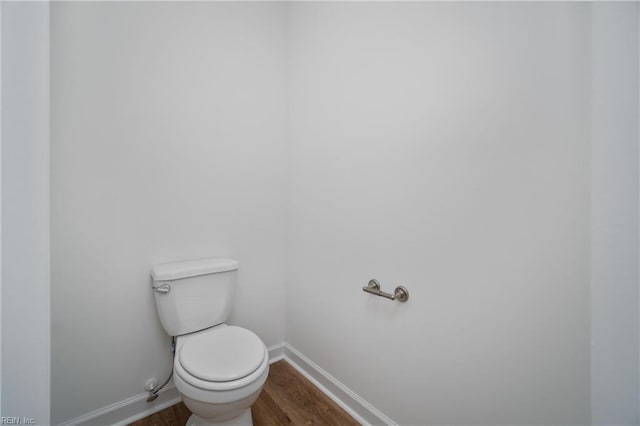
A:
[362,279,409,302]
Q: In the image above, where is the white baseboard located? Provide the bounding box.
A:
[267,342,285,364]
[58,342,392,426]
[59,384,181,426]
[283,344,395,426]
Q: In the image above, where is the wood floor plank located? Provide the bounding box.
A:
[251,383,292,426]
[129,361,358,426]
[262,362,359,426]
[130,400,191,426]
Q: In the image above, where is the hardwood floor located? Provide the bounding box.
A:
[130,361,359,426]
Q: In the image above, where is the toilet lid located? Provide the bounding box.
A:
[179,326,265,382]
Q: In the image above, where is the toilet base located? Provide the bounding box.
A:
[186,408,252,426]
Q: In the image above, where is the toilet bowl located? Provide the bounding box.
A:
[151,257,268,425]
[173,324,269,425]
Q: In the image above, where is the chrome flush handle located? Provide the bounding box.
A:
[152,283,171,295]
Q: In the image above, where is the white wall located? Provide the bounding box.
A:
[50,3,287,424]
[1,2,50,424]
[286,3,592,424]
[591,4,640,425]
[49,3,640,425]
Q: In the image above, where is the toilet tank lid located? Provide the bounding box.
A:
[152,257,239,281]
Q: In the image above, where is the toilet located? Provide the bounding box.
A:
[151,257,269,426]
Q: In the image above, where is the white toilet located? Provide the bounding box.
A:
[151,258,269,426]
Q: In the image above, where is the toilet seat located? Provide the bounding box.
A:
[180,326,265,383]
[175,325,269,392]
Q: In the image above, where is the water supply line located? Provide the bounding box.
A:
[146,337,176,403]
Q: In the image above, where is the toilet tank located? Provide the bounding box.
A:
[151,257,239,336]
